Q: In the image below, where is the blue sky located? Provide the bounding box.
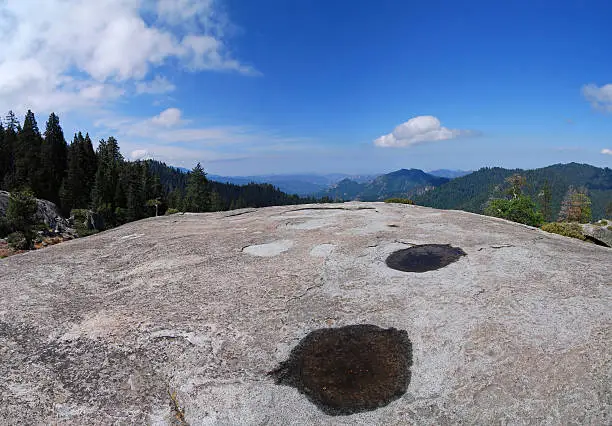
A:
[0,0,611,175]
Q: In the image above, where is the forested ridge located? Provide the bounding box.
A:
[0,110,317,230]
[413,163,612,220]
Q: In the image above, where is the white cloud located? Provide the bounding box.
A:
[0,0,256,113]
[135,75,176,95]
[96,110,261,145]
[121,144,248,167]
[150,108,184,127]
[374,116,475,148]
[582,84,612,112]
[602,148,612,155]
[131,149,150,160]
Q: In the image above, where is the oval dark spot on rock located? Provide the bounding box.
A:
[386,244,466,273]
[268,324,412,416]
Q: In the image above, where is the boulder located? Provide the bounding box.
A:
[581,223,612,247]
[0,202,610,424]
[0,190,67,230]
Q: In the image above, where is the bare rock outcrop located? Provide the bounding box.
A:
[0,190,69,231]
[581,222,612,247]
[0,202,610,424]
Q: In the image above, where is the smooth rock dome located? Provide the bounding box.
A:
[1,202,610,424]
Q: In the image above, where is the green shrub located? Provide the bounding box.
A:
[541,222,586,241]
[384,198,415,205]
[7,231,30,250]
[33,223,50,232]
[71,209,89,224]
[165,208,180,215]
[114,207,129,225]
[484,195,544,227]
[608,225,612,231]
[76,227,99,238]
[7,190,37,233]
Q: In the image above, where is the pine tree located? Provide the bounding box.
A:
[538,180,552,222]
[6,189,38,249]
[558,186,592,223]
[167,189,184,211]
[208,190,223,211]
[82,133,97,190]
[1,112,19,189]
[61,134,85,212]
[505,174,526,199]
[124,162,147,222]
[184,162,210,212]
[0,122,6,187]
[15,110,43,193]
[91,136,123,222]
[41,113,68,204]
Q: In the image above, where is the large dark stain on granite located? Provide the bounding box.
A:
[386,244,466,273]
[269,324,412,416]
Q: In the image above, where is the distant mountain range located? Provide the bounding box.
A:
[206,173,378,196]
[414,163,612,220]
[427,169,472,179]
[318,169,449,201]
[177,166,464,196]
[176,163,611,220]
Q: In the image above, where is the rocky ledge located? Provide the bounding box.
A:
[0,202,610,424]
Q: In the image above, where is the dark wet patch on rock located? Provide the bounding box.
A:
[268,324,412,416]
[386,244,466,273]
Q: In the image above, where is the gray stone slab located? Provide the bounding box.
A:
[0,202,610,424]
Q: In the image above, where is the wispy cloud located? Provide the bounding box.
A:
[602,148,612,155]
[135,75,176,95]
[0,0,257,113]
[95,108,321,167]
[150,108,185,127]
[582,84,612,112]
[374,115,478,148]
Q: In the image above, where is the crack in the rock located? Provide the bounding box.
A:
[283,206,376,213]
[225,209,256,217]
[472,289,486,298]
[478,244,515,251]
[394,240,417,246]
[286,279,324,304]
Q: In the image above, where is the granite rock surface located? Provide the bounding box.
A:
[1,202,610,424]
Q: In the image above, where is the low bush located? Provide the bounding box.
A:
[485,196,544,227]
[384,198,415,205]
[541,222,586,241]
[71,209,88,224]
[165,208,180,215]
[7,231,30,250]
[75,227,99,238]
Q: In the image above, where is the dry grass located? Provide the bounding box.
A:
[168,389,187,425]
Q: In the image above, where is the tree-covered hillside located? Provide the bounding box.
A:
[414,163,612,220]
[0,110,319,232]
[321,169,449,201]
